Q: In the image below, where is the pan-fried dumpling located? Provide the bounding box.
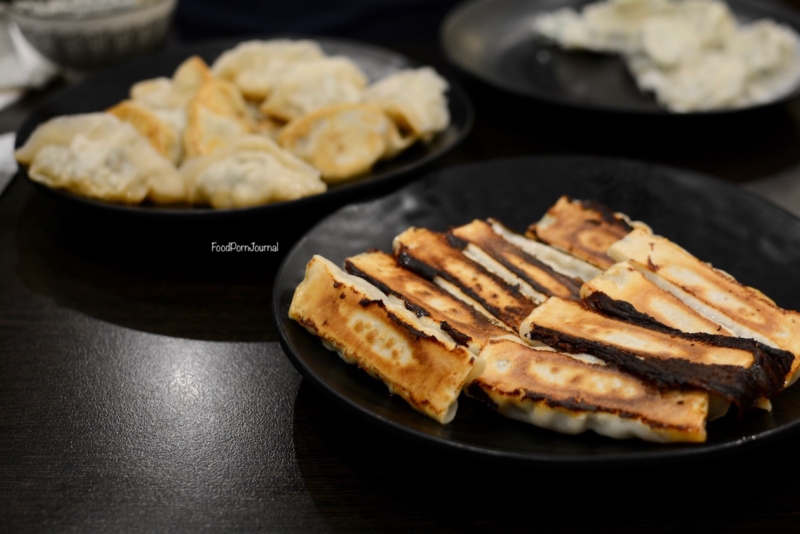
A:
[183,77,253,158]
[130,56,213,111]
[211,39,326,101]
[15,113,186,204]
[362,67,450,140]
[278,103,413,182]
[180,135,325,208]
[259,57,368,122]
[107,100,186,165]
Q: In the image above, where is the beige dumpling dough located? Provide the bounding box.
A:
[130,56,213,111]
[15,113,186,204]
[107,100,186,165]
[278,103,412,182]
[259,57,368,122]
[211,39,326,101]
[183,77,253,158]
[362,67,450,139]
[180,135,326,208]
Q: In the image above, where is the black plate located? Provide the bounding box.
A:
[441,0,800,114]
[273,156,800,465]
[15,37,473,218]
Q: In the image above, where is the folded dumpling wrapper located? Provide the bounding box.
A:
[130,56,213,111]
[107,100,187,165]
[183,77,253,158]
[15,113,186,204]
[179,135,325,208]
[362,67,450,140]
[211,39,326,101]
[289,255,485,424]
[260,56,368,122]
[279,103,411,182]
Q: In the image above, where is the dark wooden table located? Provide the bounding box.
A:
[4,19,800,533]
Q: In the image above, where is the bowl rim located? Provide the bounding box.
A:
[8,0,177,23]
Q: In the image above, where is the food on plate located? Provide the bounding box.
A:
[260,57,368,121]
[179,135,324,208]
[278,103,412,182]
[131,55,213,111]
[532,0,800,112]
[15,113,186,204]
[467,336,709,443]
[345,251,513,354]
[107,100,186,165]
[211,39,326,101]
[609,228,800,385]
[15,39,452,207]
[393,226,541,330]
[288,255,485,424]
[451,219,583,300]
[526,195,651,269]
[288,194,800,443]
[520,295,791,411]
[363,67,450,140]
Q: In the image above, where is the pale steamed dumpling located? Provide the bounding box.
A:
[15,113,186,204]
[362,67,449,139]
[211,39,326,101]
[180,135,326,208]
[259,56,368,122]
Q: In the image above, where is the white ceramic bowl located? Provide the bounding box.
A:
[9,0,177,70]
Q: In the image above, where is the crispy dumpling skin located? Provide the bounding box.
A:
[259,56,369,122]
[180,135,326,208]
[183,77,253,158]
[278,103,412,182]
[211,39,326,101]
[15,113,186,204]
[130,56,213,111]
[107,100,186,165]
[362,67,450,140]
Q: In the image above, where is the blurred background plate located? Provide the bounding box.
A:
[441,0,800,114]
[14,36,473,219]
[274,156,800,465]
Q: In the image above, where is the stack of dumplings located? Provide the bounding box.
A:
[15,39,452,208]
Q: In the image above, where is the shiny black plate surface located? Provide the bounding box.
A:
[15,37,472,218]
[274,156,800,465]
[441,0,800,114]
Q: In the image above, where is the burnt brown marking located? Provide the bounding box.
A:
[451,222,582,299]
[440,321,472,347]
[339,293,345,299]
[524,318,788,411]
[578,198,634,231]
[395,245,534,328]
[333,281,342,289]
[647,256,659,272]
[465,382,500,411]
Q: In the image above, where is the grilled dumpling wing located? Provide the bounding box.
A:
[278,103,411,182]
[289,255,485,424]
[211,39,326,101]
[470,337,708,443]
[179,135,325,208]
[15,113,186,204]
[260,56,368,122]
[362,67,450,140]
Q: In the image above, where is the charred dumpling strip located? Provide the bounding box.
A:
[344,251,513,354]
[609,229,800,385]
[451,219,583,300]
[526,196,651,269]
[289,255,484,424]
[393,227,538,330]
[581,260,733,336]
[520,297,792,410]
[469,337,708,443]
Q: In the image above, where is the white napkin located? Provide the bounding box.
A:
[0,7,58,111]
[0,132,18,197]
